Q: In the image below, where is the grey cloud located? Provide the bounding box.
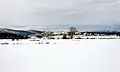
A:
[0,0,120,27]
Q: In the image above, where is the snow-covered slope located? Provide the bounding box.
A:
[0,35,120,45]
[0,39,120,72]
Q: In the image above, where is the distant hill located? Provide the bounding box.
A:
[0,28,34,39]
[2,24,120,32]
[28,30,45,34]
[0,28,47,39]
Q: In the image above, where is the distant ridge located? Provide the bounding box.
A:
[0,24,120,31]
[0,28,34,39]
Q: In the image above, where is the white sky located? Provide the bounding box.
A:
[0,0,120,26]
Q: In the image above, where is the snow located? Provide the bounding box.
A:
[0,39,120,72]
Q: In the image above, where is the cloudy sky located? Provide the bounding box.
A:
[0,0,120,26]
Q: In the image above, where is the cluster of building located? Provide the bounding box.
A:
[1,27,120,41]
[29,30,120,40]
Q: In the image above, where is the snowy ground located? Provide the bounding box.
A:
[0,39,120,72]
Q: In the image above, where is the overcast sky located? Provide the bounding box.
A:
[0,0,120,26]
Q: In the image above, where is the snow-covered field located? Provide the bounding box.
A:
[0,39,120,72]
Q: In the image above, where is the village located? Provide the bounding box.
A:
[29,27,120,40]
[0,27,120,41]
[0,27,120,45]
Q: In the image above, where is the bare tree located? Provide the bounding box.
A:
[62,34,67,39]
[43,32,49,37]
[68,27,77,39]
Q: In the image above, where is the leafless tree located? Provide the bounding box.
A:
[68,27,77,39]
